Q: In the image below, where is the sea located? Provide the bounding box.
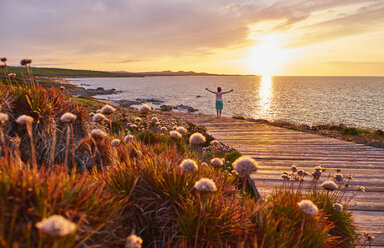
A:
[68,76,384,130]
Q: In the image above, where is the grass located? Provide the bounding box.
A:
[0,60,366,247]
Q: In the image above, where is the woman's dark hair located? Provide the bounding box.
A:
[217,87,222,92]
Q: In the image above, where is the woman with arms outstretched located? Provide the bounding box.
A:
[206,87,234,117]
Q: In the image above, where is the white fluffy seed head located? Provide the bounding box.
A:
[194,178,217,193]
[291,165,297,172]
[134,117,142,123]
[92,113,108,124]
[170,130,182,139]
[356,185,366,192]
[130,124,137,129]
[297,200,318,216]
[201,162,208,167]
[210,140,220,146]
[333,203,343,211]
[334,173,343,182]
[91,129,108,139]
[0,113,9,124]
[151,117,159,123]
[124,134,134,143]
[96,109,102,113]
[210,158,224,167]
[160,126,168,133]
[60,112,77,124]
[139,104,151,114]
[321,181,338,191]
[176,126,187,136]
[111,139,121,147]
[35,215,76,237]
[16,115,34,125]
[231,170,238,176]
[101,104,116,115]
[189,132,206,145]
[179,159,198,173]
[126,234,143,248]
[89,112,95,118]
[233,156,258,177]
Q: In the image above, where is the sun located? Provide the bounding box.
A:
[247,35,296,76]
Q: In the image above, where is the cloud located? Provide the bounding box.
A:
[0,0,383,68]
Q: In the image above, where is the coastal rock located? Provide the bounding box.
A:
[74,87,121,97]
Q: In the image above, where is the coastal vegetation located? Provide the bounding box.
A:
[0,58,369,247]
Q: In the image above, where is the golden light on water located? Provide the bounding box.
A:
[258,75,272,117]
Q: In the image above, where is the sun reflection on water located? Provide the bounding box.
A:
[258,76,272,117]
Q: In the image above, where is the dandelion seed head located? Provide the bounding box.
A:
[160,126,168,133]
[89,112,95,118]
[8,73,16,78]
[231,170,238,176]
[126,234,143,248]
[356,185,366,192]
[124,134,134,143]
[0,113,9,125]
[16,115,34,125]
[176,126,187,136]
[297,200,318,216]
[20,59,32,65]
[155,121,161,126]
[101,104,116,115]
[333,203,343,211]
[210,140,220,146]
[170,130,182,139]
[96,109,102,113]
[92,113,108,124]
[151,117,159,123]
[210,158,224,167]
[194,178,217,192]
[291,165,297,172]
[91,129,108,139]
[60,86,65,91]
[180,159,198,173]
[60,112,77,124]
[35,215,76,237]
[233,156,258,177]
[139,104,151,114]
[130,124,137,129]
[334,173,343,182]
[321,180,338,191]
[201,162,208,167]
[189,132,206,145]
[312,170,322,179]
[281,174,290,180]
[297,169,305,177]
[134,117,142,123]
[111,139,121,147]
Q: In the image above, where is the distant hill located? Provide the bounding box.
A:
[6,66,237,78]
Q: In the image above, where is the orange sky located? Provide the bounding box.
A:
[1,0,384,76]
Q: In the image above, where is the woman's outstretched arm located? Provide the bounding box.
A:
[221,89,234,94]
[206,88,216,93]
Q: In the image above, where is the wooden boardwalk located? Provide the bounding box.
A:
[173,113,384,246]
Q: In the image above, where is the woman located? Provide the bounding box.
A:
[206,87,233,117]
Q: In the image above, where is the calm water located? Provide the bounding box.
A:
[69,76,384,129]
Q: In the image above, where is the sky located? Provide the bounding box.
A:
[1,0,384,76]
